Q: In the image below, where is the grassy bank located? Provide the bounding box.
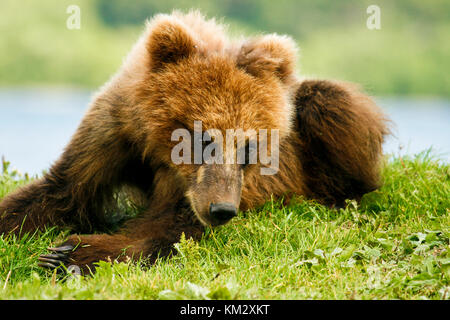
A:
[0,153,449,299]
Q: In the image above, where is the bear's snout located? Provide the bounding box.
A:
[209,202,237,224]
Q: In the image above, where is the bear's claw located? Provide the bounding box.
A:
[37,244,76,272]
[48,245,74,253]
[37,262,59,269]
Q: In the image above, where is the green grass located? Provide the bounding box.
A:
[0,152,449,299]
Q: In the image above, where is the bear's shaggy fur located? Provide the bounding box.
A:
[0,11,389,272]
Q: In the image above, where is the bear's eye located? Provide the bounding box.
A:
[240,141,257,168]
[202,131,218,160]
[202,131,213,149]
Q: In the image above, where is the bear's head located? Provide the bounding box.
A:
[134,12,298,226]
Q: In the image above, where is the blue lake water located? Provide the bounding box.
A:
[0,88,449,176]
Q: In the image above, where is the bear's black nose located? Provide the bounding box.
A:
[209,202,237,223]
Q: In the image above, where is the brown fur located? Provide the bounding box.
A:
[0,11,389,273]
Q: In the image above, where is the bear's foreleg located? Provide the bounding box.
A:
[38,205,204,274]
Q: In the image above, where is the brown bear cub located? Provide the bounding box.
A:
[0,11,389,273]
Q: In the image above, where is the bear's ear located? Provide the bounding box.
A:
[237,34,298,84]
[146,16,197,71]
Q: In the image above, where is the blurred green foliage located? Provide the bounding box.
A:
[0,0,449,97]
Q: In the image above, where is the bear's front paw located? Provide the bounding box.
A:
[37,233,135,275]
[37,243,82,276]
[37,234,98,275]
